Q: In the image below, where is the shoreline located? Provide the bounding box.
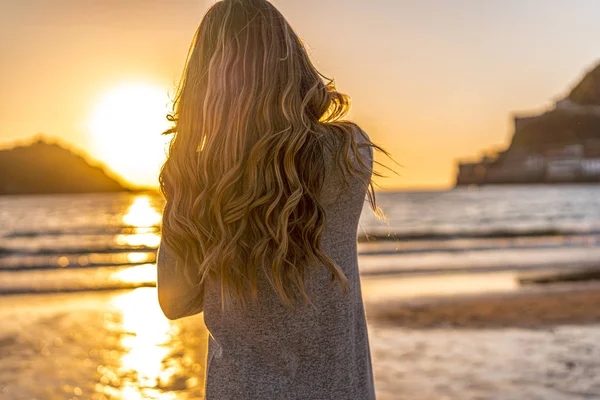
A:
[2,274,600,330]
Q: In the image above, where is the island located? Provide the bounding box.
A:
[456,61,600,186]
[0,138,130,195]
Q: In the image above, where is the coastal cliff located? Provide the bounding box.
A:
[0,139,129,195]
[457,62,600,186]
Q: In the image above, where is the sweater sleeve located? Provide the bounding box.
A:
[156,239,205,320]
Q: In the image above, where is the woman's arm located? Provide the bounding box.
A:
[156,240,205,320]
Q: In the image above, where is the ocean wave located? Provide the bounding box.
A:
[0,245,157,257]
[4,224,599,243]
[3,231,600,268]
[0,252,156,271]
[359,234,600,256]
[357,227,600,242]
[0,282,156,296]
[5,226,597,245]
[3,225,160,239]
[0,264,158,296]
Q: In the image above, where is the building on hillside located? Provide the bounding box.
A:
[456,142,600,185]
[456,60,600,186]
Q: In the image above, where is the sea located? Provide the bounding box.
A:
[3,185,600,400]
[2,185,600,296]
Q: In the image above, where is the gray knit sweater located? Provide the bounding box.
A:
[157,128,376,400]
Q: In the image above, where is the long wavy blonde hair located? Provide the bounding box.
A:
[160,0,389,309]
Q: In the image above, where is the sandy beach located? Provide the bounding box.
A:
[1,278,600,400]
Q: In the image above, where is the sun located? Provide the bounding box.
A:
[88,83,172,187]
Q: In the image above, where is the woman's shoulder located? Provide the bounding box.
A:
[318,122,373,203]
[319,121,371,154]
[318,122,372,167]
[323,120,368,137]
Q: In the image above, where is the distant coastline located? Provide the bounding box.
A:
[456,61,600,186]
[0,137,137,195]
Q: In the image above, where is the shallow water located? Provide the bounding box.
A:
[3,186,600,294]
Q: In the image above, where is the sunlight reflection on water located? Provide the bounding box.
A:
[126,252,153,264]
[95,197,203,399]
[114,195,165,389]
[122,196,162,228]
[112,264,157,286]
[116,231,161,248]
[116,195,162,250]
[110,195,163,288]
[102,289,181,399]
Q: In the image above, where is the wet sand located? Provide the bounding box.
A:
[0,289,208,400]
[366,281,600,329]
[2,282,600,399]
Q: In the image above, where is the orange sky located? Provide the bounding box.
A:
[1,0,600,189]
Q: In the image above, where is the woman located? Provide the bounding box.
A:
[157,0,389,398]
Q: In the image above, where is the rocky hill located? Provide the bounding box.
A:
[569,62,600,106]
[0,139,129,195]
[509,110,600,152]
